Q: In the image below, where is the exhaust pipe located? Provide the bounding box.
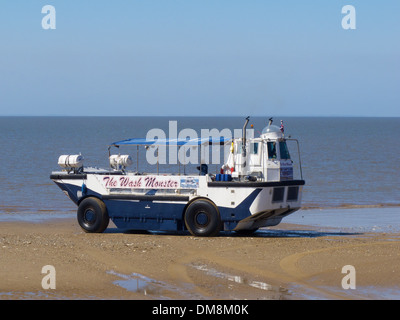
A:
[242,116,250,157]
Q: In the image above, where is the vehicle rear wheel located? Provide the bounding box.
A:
[184,199,221,237]
[77,197,109,233]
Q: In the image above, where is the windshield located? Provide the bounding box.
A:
[279,141,291,160]
[267,142,277,159]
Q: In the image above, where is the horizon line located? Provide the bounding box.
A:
[0,114,399,118]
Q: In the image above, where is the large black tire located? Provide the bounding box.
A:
[184,199,221,237]
[77,197,109,233]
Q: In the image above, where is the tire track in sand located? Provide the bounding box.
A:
[279,239,400,299]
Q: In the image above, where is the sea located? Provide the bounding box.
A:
[0,116,400,233]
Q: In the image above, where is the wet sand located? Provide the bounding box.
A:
[1,217,400,300]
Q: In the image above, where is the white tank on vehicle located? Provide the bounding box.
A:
[109,154,133,170]
[58,154,84,169]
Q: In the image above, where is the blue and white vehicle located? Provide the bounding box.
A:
[50,118,305,236]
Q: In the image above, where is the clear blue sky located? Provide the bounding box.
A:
[0,1,399,117]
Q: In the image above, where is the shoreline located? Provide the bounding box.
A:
[2,202,400,218]
[1,210,400,300]
[301,203,400,210]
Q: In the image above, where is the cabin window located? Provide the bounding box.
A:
[267,142,277,159]
[251,142,259,154]
[279,141,291,160]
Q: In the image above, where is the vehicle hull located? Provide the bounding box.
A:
[51,171,305,233]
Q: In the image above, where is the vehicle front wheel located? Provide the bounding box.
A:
[184,199,221,237]
[77,197,109,233]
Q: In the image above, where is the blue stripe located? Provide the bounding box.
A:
[105,199,186,231]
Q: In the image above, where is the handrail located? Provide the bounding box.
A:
[285,138,303,180]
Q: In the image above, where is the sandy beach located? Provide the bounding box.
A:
[1,215,400,301]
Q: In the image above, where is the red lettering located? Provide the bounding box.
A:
[103,176,118,188]
[105,176,178,189]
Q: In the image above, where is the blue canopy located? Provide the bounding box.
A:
[111,137,231,147]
